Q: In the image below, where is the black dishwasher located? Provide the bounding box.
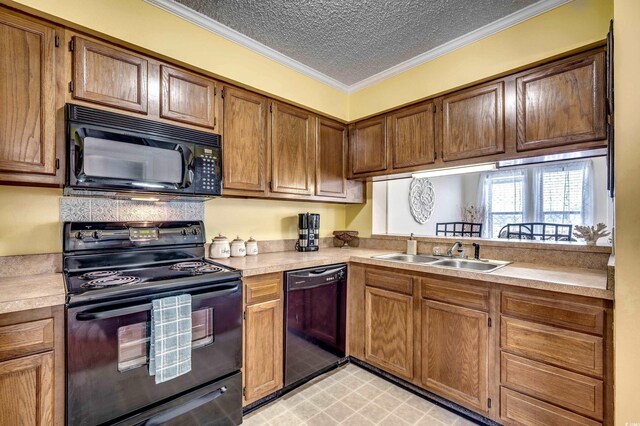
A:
[284,264,347,388]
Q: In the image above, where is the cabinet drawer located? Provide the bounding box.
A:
[365,269,413,295]
[501,387,601,426]
[502,292,604,335]
[501,352,603,420]
[245,274,281,305]
[501,317,603,377]
[0,319,54,361]
[421,278,489,311]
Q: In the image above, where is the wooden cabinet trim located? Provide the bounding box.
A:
[365,269,413,295]
[501,316,604,377]
[160,64,216,128]
[421,299,489,413]
[501,291,605,335]
[0,318,54,361]
[72,36,148,113]
[389,101,437,169]
[501,352,603,420]
[516,50,606,151]
[421,277,489,312]
[316,117,348,198]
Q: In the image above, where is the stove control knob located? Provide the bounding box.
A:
[181,228,188,236]
[92,231,102,240]
[75,231,85,240]
[192,227,201,235]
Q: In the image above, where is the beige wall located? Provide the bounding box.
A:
[613,0,640,423]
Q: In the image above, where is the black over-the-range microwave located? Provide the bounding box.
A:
[65,104,222,199]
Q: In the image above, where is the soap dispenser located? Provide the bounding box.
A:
[406,233,417,255]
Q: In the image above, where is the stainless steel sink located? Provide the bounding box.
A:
[372,253,510,273]
[373,253,440,263]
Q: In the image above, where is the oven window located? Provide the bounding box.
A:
[83,137,183,183]
[117,308,214,372]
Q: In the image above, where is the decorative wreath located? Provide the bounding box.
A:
[409,178,435,224]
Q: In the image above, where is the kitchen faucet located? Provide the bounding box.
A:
[446,241,463,257]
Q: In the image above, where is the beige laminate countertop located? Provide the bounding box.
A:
[0,273,66,315]
[212,248,613,300]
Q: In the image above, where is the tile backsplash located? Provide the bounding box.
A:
[60,197,205,222]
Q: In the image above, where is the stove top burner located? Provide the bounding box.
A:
[81,270,120,280]
[81,276,141,289]
[170,261,223,273]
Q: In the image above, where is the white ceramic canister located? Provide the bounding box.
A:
[246,236,258,256]
[230,236,246,257]
[209,234,231,259]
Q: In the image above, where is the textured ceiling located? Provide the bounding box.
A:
[174,0,541,85]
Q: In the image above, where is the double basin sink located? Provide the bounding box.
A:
[372,253,510,273]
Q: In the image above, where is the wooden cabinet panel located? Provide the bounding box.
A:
[222,86,268,193]
[316,117,347,198]
[422,300,489,412]
[501,292,605,335]
[501,352,603,420]
[244,298,283,403]
[516,50,606,151]
[245,273,281,305]
[442,81,505,162]
[0,9,57,176]
[351,116,387,174]
[72,36,148,113]
[364,286,413,379]
[500,387,601,426]
[271,102,315,195]
[0,351,54,426]
[365,269,413,295]
[501,316,603,377]
[421,278,489,312]
[0,319,53,361]
[160,65,216,129]
[389,101,436,168]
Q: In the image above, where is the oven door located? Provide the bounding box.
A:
[68,123,193,193]
[66,282,242,426]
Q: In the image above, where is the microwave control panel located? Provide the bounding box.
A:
[193,146,222,195]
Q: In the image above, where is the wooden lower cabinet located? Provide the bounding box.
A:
[243,273,283,405]
[348,265,613,425]
[421,299,489,413]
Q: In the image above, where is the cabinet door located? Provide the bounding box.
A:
[271,102,314,195]
[0,9,57,177]
[160,65,217,129]
[244,299,283,403]
[442,81,505,162]
[389,101,437,169]
[0,351,54,425]
[351,116,387,174]
[72,36,148,113]
[316,117,347,198]
[364,286,413,379]
[422,299,489,413]
[222,86,268,193]
[516,50,606,151]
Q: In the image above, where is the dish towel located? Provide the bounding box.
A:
[149,294,192,384]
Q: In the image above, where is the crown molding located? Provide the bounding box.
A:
[145,0,572,94]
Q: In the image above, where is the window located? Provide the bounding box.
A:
[483,170,526,238]
[539,164,589,226]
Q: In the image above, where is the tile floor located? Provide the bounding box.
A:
[243,363,478,426]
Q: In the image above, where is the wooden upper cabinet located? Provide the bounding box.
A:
[389,101,437,169]
[0,9,57,177]
[422,299,489,413]
[442,81,505,162]
[160,65,217,129]
[351,115,387,174]
[0,351,54,426]
[316,118,347,198]
[270,101,315,195]
[72,36,148,113]
[222,86,268,193]
[516,50,606,151]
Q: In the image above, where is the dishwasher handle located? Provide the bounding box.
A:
[287,265,346,291]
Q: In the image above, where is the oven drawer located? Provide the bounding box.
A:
[116,371,242,426]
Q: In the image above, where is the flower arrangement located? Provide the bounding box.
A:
[460,204,485,224]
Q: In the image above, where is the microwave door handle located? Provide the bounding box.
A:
[75,284,240,321]
[143,385,228,426]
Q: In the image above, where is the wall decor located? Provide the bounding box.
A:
[60,197,205,222]
[409,177,435,224]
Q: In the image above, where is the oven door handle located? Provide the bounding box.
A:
[75,284,239,321]
[142,385,227,426]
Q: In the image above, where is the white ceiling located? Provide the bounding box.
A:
[146,0,572,92]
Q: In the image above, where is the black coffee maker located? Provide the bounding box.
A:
[296,213,320,252]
